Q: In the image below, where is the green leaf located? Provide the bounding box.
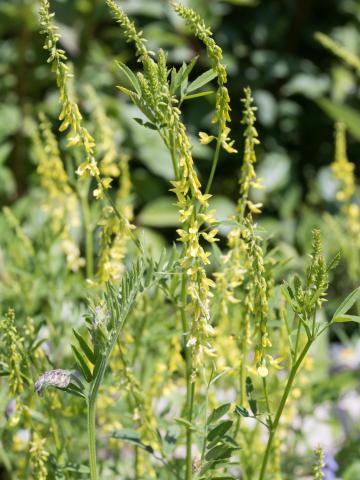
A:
[327,251,341,272]
[112,429,154,453]
[133,118,158,130]
[71,345,92,383]
[183,90,214,101]
[73,329,95,365]
[186,69,218,94]
[332,287,360,321]
[234,406,250,417]
[207,403,231,425]
[116,61,141,94]
[174,417,196,430]
[317,98,360,142]
[248,399,257,416]
[245,376,254,396]
[333,314,360,324]
[205,444,233,461]
[207,420,233,442]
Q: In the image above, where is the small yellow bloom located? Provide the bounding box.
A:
[199,131,215,145]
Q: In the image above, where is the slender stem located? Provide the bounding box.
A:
[87,399,98,480]
[234,335,247,437]
[186,381,195,480]
[205,136,221,195]
[262,377,272,430]
[179,274,195,480]
[258,340,312,480]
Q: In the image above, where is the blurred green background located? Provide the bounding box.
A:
[1,0,359,201]
[1,0,359,290]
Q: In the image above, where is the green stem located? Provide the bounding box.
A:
[205,136,221,195]
[87,399,98,480]
[180,274,195,480]
[234,335,247,437]
[258,340,312,480]
[262,377,272,430]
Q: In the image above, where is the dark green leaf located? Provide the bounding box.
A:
[133,118,158,130]
[207,403,231,425]
[205,444,233,461]
[245,376,253,396]
[112,429,154,453]
[71,345,92,383]
[73,329,95,365]
[234,406,249,417]
[249,399,257,416]
[207,420,233,442]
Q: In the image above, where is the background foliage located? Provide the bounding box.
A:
[0,1,359,479]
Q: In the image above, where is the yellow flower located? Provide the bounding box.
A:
[199,131,215,145]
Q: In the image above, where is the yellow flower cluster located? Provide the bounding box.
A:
[31,114,85,272]
[173,2,235,154]
[332,122,355,202]
[1,309,24,396]
[89,92,134,284]
[39,0,112,200]
[29,432,49,480]
[330,122,360,281]
[106,0,218,367]
[214,88,271,377]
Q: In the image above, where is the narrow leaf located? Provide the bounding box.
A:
[333,314,360,324]
[73,329,95,365]
[207,420,233,442]
[207,403,231,425]
[186,69,218,93]
[112,429,154,453]
[183,90,214,101]
[116,61,141,94]
[205,444,233,461]
[332,287,360,321]
[71,345,92,383]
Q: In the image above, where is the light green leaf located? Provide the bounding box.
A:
[332,287,360,321]
[186,69,218,94]
[333,314,360,324]
[183,90,214,101]
[116,61,141,94]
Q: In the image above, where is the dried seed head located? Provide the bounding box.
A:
[34,369,71,395]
